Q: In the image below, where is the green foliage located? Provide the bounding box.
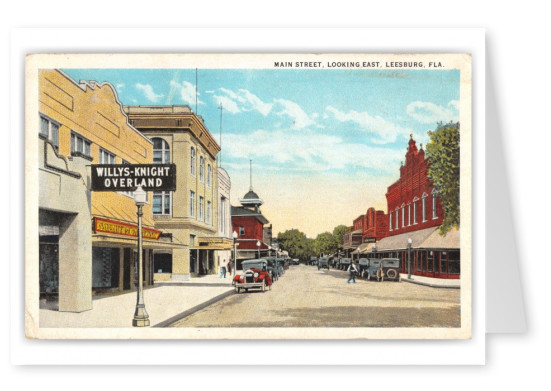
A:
[314,232,338,256]
[277,229,314,261]
[425,121,460,235]
[332,225,348,251]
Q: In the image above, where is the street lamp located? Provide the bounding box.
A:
[256,240,261,259]
[132,186,149,327]
[232,231,238,276]
[407,238,413,279]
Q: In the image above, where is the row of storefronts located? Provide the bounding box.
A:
[344,134,460,279]
[37,70,233,312]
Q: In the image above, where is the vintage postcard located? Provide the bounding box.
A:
[25,53,472,340]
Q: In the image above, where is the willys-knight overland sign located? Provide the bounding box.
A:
[91,164,176,192]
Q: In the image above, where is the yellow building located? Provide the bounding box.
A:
[124,106,232,281]
[38,70,181,313]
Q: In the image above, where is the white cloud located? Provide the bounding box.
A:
[169,80,203,106]
[406,100,459,124]
[135,83,163,103]
[215,88,273,116]
[213,94,241,114]
[274,99,316,130]
[116,83,125,91]
[325,105,411,143]
[223,128,401,174]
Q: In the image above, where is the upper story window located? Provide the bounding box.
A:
[153,191,171,215]
[220,196,227,235]
[401,204,405,228]
[432,189,438,219]
[71,132,91,159]
[422,193,428,222]
[408,204,411,226]
[207,164,212,187]
[152,138,170,164]
[99,148,115,164]
[395,208,399,230]
[199,196,204,221]
[206,200,211,225]
[190,147,196,176]
[413,198,419,224]
[389,212,393,231]
[199,156,205,183]
[39,114,59,148]
[189,190,195,217]
[239,226,245,236]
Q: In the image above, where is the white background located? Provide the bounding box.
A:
[2,1,547,389]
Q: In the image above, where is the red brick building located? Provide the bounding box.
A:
[231,188,271,269]
[375,135,460,279]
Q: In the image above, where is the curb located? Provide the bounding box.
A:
[401,277,460,289]
[152,289,235,327]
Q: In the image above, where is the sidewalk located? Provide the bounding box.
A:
[39,274,235,328]
[399,273,460,289]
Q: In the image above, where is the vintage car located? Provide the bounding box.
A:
[358,258,370,278]
[339,258,351,270]
[275,258,286,276]
[264,257,280,281]
[233,259,272,293]
[381,258,401,282]
[292,258,299,265]
[366,258,383,281]
[309,256,318,266]
[318,257,330,270]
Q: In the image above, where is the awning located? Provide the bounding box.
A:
[418,227,460,249]
[197,236,234,250]
[92,234,187,249]
[375,227,438,251]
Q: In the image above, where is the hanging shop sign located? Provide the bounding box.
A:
[91,164,176,191]
[93,217,162,240]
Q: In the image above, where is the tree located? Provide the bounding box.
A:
[332,225,348,252]
[425,121,460,235]
[314,232,338,256]
[277,229,314,261]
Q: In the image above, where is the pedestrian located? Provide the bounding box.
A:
[219,258,227,278]
[227,259,233,276]
[347,260,358,284]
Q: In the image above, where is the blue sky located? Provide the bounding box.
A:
[62,67,460,237]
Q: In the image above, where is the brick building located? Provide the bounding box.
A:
[375,135,460,279]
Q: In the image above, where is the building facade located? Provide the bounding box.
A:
[375,135,460,279]
[216,167,233,273]
[231,188,271,269]
[38,70,176,312]
[124,105,226,281]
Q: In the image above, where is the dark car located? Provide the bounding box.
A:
[233,259,272,293]
[264,257,280,281]
[318,257,330,270]
[340,258,351,270]
[358,258,370,278]
[309,256,318,266]
[366,258,383,281]
[381,258,401,282]
[275,258,286,276]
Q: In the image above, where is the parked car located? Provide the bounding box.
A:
[340,258,351,271]
[275,258,286,276]
[366,258,383,281]
[233,259,272,293]
[318,257,330,270]
[310,256,318,266]
[358,258,370,278]
[381,258,401,282]
[292,258,299,265]
[264,257,280,281]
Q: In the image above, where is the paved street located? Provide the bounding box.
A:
[169,264,460,328]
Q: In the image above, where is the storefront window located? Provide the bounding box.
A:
[440,251,448,274]
[448,250,460,274]
[92,247,120,289]
[428,251,434,272]
[154,253,172,273]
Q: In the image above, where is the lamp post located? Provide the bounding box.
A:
[256,240,261,259]
[232,231,238,277]
[132,186,149,327]
[407,238,413,279]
